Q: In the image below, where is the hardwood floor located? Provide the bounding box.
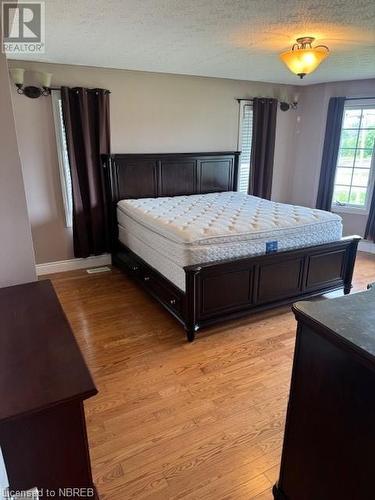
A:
[47,252,375,500]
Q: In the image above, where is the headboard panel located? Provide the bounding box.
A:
[102,151,240,201]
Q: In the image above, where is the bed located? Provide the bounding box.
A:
[103,151,360,341]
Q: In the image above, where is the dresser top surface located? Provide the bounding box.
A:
[0,280,97,423]
[294,286,375,359]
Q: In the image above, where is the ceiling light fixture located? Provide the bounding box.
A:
[280,37,329,79]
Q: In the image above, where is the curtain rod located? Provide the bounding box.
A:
[235,97,290,103]
[48,86,111,94]
[345,96,375,101]
[237,96,375,103]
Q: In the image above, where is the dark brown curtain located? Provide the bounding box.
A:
[248,98,278,199]
[365,186,375,242]
[61,87,110,258]
[316,97,346,210]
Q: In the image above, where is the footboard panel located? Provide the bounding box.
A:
[184,236,360,332]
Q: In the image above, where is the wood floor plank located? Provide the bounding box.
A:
[45,252,375,499]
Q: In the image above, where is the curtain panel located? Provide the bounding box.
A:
[61,87,110,258]
[316,97,346,211]
[365,188,375,242]
[248,97,278,200]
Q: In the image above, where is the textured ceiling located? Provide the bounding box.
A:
[9,0,375,85]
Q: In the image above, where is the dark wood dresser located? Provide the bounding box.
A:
[273,286,375,500]
[0,280,98,499]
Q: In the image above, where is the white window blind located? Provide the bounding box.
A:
[237,101,253,192]
[51,90,73,228]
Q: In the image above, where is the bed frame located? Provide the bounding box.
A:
[102,151,360,342]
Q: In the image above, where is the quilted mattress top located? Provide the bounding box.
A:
[117,192,342,246]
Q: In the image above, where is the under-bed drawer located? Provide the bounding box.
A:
[141,273,182,316]
[115,250,183,317]
[115,250,143,277]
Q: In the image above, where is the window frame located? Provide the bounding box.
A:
[51,90,73,228]
[331,99,375,216]
[237,100,253,193]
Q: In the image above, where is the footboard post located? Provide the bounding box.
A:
[185,327,197,343]
[343,236,361,294]
[184,267,201,342]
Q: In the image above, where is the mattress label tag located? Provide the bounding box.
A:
[266,241,278,253]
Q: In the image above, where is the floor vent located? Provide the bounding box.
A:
[86,266,111,274]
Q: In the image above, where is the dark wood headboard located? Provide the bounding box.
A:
[102,151,240,202]
[102,151,240,249]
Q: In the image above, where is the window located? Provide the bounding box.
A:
[332,100,375,213]
[51,90,73,227]
[237,101,253,192]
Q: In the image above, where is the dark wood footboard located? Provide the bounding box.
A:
[113,236,360,342]
[184,236,360,339]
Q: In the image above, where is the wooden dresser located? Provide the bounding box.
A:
[273,286,375,500]
[0,281,98,499]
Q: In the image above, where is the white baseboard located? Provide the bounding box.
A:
[36,254,111,276]
[359,240,375,254]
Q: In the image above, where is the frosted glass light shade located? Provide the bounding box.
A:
[40,72,52,87]
[9,68,25,85]
[280,46,329,78]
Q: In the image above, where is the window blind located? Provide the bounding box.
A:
[51,90,73,228]
[238,103,253,193]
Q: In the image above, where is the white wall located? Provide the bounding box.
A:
[9,61,298,264]
[291,78,375,237]
[0,52,36,286]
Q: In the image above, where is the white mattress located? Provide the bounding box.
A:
[117,192,342,291]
